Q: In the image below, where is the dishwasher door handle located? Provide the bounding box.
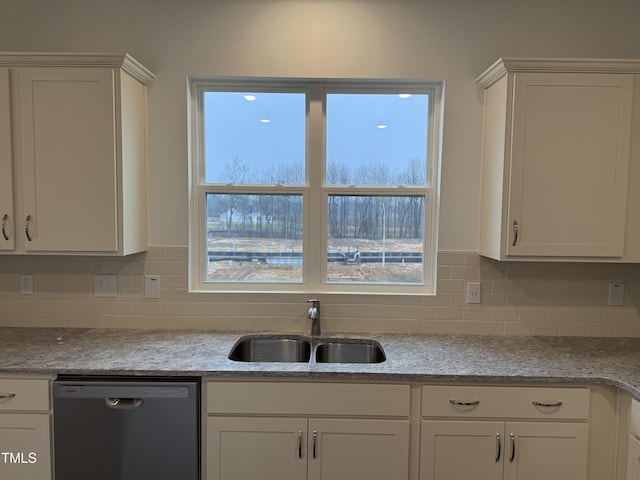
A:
[105,398,144,409]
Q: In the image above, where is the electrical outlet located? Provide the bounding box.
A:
[94,274,118,298]
[20,274,33,295]
[144,275,160,299]
[466,281,481,304]
[608,282,624,306]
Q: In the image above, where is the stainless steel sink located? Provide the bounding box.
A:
[228,335,311,362]
[314,339,386,364]
[228,335,386,364]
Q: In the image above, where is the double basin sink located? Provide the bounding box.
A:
[228,334,386,364]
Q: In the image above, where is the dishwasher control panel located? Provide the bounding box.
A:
[54,381,196,399]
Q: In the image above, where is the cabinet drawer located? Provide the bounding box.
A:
[0,378,50,411]
[208,381,410,417]
[421,386,589,420]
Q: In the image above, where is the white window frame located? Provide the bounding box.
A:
[188,78,443,295]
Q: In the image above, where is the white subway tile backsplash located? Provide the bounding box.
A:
[558,323,588,336]
[421,320,449,335]
[0,247,639,337]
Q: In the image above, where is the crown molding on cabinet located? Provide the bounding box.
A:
[477,57,640,88]
[0,52,155,85]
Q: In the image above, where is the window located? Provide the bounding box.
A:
[188,79,443,294]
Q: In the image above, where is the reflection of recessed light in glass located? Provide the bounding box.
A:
[260,118,271,124]
[244,95,257,101]
[398,94,411,99]
[376,124,388,129]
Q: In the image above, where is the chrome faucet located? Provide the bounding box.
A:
[307,299,321,336]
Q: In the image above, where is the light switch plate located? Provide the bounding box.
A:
[94,274,118,298]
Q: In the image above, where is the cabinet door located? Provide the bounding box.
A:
[0,413,51,480]
[308,418,409,480]
[420,420,504,480]
[507,73,633,257]
[0,67,13,250]
[207,416,307,480]
[628,435,640,480]
[504,422,588,480]
[13,67,118,252]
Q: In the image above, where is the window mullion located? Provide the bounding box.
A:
[306,85,324,287]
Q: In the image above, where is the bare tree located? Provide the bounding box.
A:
[220,156,250,183]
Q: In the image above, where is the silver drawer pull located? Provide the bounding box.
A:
[450,399,480,406]
[312,430,317,459]
[532,400,563,408]
[0,392,16,399]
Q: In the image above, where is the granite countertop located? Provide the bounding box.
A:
[1,327,640,398]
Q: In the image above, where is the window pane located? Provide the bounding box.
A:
[206,193,303,282]
[203,92,306,184]
[327,195,425,284]
[326,93,429,186]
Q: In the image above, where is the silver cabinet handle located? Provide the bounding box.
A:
[25,215,32,242]
[104,398,143,409]
[509,433,515,462]
[495,433,501,462]
[1,214,8,241]
[532,400,563,408]
[0,392,16,399]
[298,430,303,459]
[449,399,480,406]
[312,430,317,459]
[512,220,519,246]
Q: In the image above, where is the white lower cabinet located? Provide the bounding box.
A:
[208,417,306,480]
[308,418,408,480]
[421,420,588,480]
[627,399,640,480]
[206,381,410,480]
[420,386,590,480]
[421,420,504,479]
[0,414,51,480]
[0,377,52,480]
[628,435,640,480]
[207,416,409,480]
[205,382,603,480]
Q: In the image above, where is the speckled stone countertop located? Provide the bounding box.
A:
[1,327,640,398]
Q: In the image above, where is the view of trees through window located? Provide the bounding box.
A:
[201,88,431,286]
[207,192,304,282]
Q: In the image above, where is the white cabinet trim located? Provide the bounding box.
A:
[477,57,640,88]
[0,52,154,85]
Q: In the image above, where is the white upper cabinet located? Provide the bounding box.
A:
[477,58,640,262]
[0,68,14,251]
[0,53,154,255]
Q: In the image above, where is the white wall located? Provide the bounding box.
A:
[3,0,640,251]
[2,0,640,335]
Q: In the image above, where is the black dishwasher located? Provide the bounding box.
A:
[53,376,200,480]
